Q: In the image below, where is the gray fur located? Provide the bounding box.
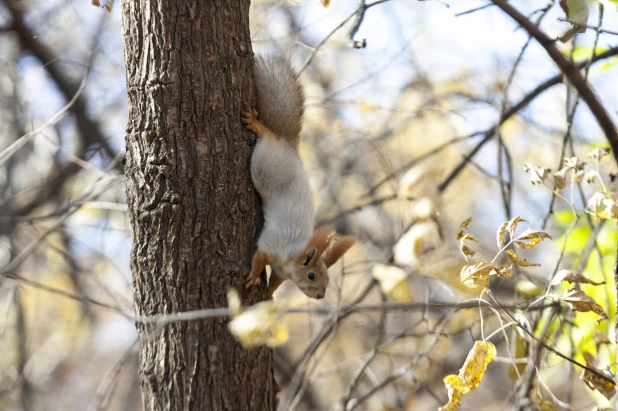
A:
[254,55,305,144]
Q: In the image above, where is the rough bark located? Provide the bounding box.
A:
[120,1,277,410]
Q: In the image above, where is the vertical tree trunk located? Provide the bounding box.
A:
[120,1,278,410]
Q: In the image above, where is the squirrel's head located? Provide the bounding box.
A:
[291,226,355,299]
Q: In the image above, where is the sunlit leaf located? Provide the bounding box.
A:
[456,217,473,241]
[587,192,606,213]
[553,168,568,190]
[588,147,611,162]
[439,341,496,411]
[497,221,508,248]
[563,288,608,324]
[459,233,479,257]
[492,264,512,280]
[573,168,585,183]
[581,353,616,400]
[509,330,528,380]
[506,216,527,239]
[599,198,618,219]
[559,0,589,42]
[372,264,413,302]
[563,157,586,171]
[505,250,540,267]
[320,0,331,7]
[227,289,289,349]
[513,228,552,249]
[460,260,494,288]
[524,164,550,185]
[549,269,605,286]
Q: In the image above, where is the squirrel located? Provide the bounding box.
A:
[242,55,355,299]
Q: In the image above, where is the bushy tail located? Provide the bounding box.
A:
[254,55,305,143]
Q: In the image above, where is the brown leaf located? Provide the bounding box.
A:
[513,228,552,249]
[588,147,611,162]
[460,260,494,288]
[581,353,616,400]
[491,264,512,280]
[458,233,479,257]
[535,394,557,411]
[587,192,606,213]
[320,0,331,7]
[594,331,611,345]
[599,198,618,219]
[456,217,473,241]
[549,269,605,286]
[563,288,608,324]
[505,250,540,267]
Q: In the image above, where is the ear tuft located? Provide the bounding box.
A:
[323,236,355,268]
[303,247,317,266]
[306,226,336,260]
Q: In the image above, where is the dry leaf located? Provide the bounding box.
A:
[513,228,552,249]
[524,164,550,185]
[456,217,473,241]
[553,168,568,190]
[585,170,598,184]
[505,250,540,267]
[536,394,557,411]
[496,221,508,248]
[439,341,496,411]
[559,0,589,42]
[506,216,527,238]
[588,147,611,162]
[227,289,289,349]
[320,0,331,7]
[599,198,618,219]
[492,264,513,280]
[563,288,608,324]
[460,260,494,288]
[372,264,413,302]
[587,192,606,213]
[563,157,586,171]
[581,353,616,400]
[549,269,605,286]
[459,233,479,257]
[573,168,585,183]
[92,0,114,11]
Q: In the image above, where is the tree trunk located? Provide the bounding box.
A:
[120,1,278,410]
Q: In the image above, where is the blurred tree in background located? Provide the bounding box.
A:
[1,0,618,410]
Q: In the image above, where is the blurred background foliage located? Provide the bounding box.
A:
[1,0,618,410]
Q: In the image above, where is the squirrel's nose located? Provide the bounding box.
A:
[316,292,325,299]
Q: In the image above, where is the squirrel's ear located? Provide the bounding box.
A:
[323,237,355,268]
[303,247,317,266]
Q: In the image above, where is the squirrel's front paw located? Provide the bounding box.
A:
[245,271,262,289]
[242,104,261,135]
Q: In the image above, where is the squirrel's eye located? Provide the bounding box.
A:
[308,272,315,281]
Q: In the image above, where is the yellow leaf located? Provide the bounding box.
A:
[581,353,616,400]
[492,264,512,280]
[549,269,605,286]
[496,221,508,248]
[320,0,331,7]
[563,157,586,171]
[460,260,494,288]
[505,250,540,267]
[506,216,527,238]
[372,264,413,302]
[227,289,289,349]
[535,393,557,411]
[439,341,496,411]
[563,288,608,324]
[456,217,473,241]
[458,233,479,257]
[585,170,598,184]
[513,228,552,249]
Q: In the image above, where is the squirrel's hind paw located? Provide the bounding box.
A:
[242,104,261,135]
